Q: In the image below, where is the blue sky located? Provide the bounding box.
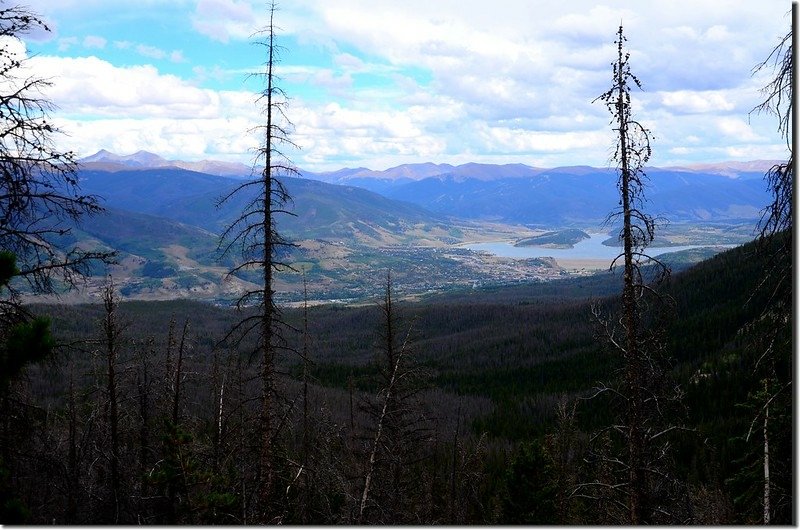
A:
[21,0,793,171]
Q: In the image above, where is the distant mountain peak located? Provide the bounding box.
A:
[79,149,251,178]
[81,149,121,163]
[81,149,165,165]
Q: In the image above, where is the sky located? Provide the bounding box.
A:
[16,0,794,172]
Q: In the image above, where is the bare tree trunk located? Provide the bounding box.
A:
[136,339,153,522]
[348,375,355,432]
[587,24,679,524]
[260,221,275,521]
[102,284,121,524]
[215,1,297,522]
[257,6,278,519]
[301,273,311,523]
[763,380,770,525]
[358,380,393,523]
[236,356,247,525]
[615,28,644,525]
[211,348,225,475]
[449,400,461,523]
[166,320,189,524]
[67,364,78,524]
[171,321,189,428]
[358,275,412,523]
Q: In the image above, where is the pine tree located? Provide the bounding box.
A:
[576,25,688,524]
[216,2,297,522]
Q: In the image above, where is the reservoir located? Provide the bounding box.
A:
[464,233,734,260]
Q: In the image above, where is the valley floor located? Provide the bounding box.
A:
[26,222,756,307]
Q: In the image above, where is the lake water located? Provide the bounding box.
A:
[463,233,732,260]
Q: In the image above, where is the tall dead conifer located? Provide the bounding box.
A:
[734,8,794,523]
[101,282,122,523]
[357,272,429,524]
[216,1,298,522]
[576,25,688,524]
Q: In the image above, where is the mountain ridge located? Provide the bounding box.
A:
[35,158,767,303]
[80,149,253,178]
[77,150,775,227]
[79,149,780,183]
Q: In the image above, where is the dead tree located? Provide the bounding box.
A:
[101,282,123,523]
[357,272,429,524]
[0,5,113,312]
[164,320,191,524]
[577,25,687,525]
[735,9,794,523]
[0,9,113,518]
[216,1,298,522]
[133,337,155,523]
[298,272,312,523]
[752,10,793,247]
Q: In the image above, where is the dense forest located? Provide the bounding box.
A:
[0,1,794,526]
[0,232,789,524]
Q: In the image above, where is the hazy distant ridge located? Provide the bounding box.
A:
[78,150,775,226]
[80,149,779,183]
[80,149,253,178]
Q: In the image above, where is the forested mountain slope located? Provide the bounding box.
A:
[17,231,788,524]
[383,168,770,225]
[77,167,449,240]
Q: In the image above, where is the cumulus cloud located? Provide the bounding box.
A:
[21,53,431,168]
[715,117,764,142]
[20,0,792,170]
[658,90,737,114]
[28,56,240,119]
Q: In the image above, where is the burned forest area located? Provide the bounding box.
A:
[0,1,794,526]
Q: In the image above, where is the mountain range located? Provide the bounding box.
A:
[75,166,450,242]
[81,149,253,177]
[378,166,770,225]
[80,150,776,227]
[53,150,775,302]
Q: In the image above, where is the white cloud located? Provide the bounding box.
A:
[18,0,793,171]
[83,35,106,49]
[136,44,166,59]
[57,36,78,51]
[548,5,639,45]
[191,0,260,43]
[58,116,257,161]
[478,124,609,154]
[29,56,239,119]
[133,44,185,62]
[715,117,764,142]
[659,90,736,114]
